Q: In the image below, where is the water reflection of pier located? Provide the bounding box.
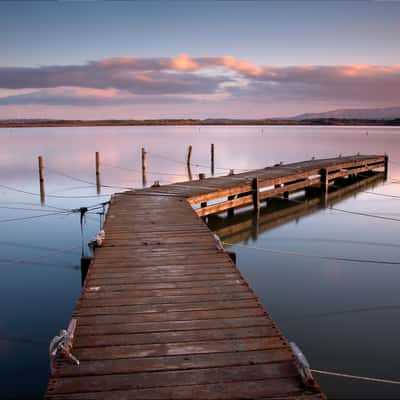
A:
[208,172,385,244]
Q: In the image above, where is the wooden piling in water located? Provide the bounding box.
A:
[141,147,147,188]
[211,143,215,176]
[95,151,101,194]
[38,155,45,204]
[186,145,192,166]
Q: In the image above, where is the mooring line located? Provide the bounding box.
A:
[311,369,400,385]
[222,242,400,265]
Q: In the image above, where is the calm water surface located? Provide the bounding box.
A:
[0,126,399,399]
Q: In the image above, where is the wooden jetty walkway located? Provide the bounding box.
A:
[47,154,386,399]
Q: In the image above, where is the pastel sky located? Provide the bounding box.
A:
[1,1,400,119]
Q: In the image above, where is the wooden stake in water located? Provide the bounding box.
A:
[95,151,101,194]
[38,155,45,204]
[186,145,192,166]
[141,147,147,188]
[211,143,215,176]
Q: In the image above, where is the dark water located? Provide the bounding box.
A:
[0,126,399,399]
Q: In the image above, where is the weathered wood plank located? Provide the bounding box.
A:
[47,155,386,399]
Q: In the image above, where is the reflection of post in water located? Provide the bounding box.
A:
[208,172,385,245]
[251,209,259,241]
[95,151,101,194]
[38,155,45,204]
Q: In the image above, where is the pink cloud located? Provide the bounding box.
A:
[0,56,400,117]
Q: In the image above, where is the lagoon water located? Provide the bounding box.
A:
[1,125,400,399]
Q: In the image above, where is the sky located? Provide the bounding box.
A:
[1,1,400,119]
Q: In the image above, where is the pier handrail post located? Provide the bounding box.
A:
[38,155,45,204]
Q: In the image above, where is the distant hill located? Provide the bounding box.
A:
[293,106,400,120]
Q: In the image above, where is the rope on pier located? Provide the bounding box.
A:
[222,241,400,265]
[45,166,135,190]
[311,369,400,385]
[0,182,111,199]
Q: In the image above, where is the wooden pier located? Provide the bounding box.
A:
[47,154,386,399]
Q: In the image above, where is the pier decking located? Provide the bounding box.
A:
[47,154,386,399]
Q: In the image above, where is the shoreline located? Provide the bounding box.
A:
[1,118,400,128]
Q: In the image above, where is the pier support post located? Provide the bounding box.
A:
[141,147,147,188]
[199,173,207,207]
[95,151,101,194]
[320,168,329,207]
[211,143,215,176]
[80,256,93,286]
[227,195,235,217]
[384,154,389,181]
[38,155,45,204]
[252,178,260,212]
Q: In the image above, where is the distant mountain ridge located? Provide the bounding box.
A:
[293,106,400,120]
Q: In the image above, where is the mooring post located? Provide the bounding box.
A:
[95,151,101,194]
[199,173,207,207]
[186,145,192,166]
[141,147,147,188]
[38,155,45,204]
[211,143,215,176]
[252,177,260,212]
[384,153,389,181]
